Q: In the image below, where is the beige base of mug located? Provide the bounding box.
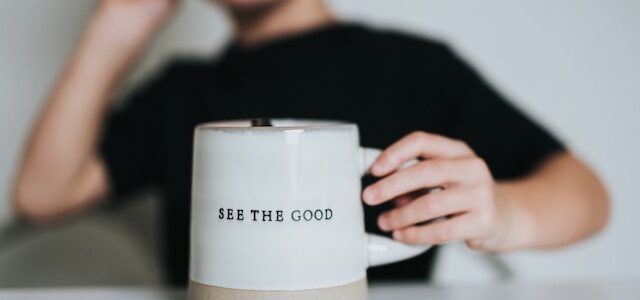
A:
[188,278,368,300]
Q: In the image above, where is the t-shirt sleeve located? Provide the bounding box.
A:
[99,70,168,200]
[440,47,565,179]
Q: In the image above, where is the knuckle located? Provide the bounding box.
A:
[411,130,428,139]
[467,158,492,182]
[461,142,474,153]
[402,228,418,243]
[368,181,381,193]
[450,138,471,152]
[451,138,466,147]
[411,131,431,145]
[424,196,442,213]
[402,205,419,221]
[433,226,452,243]
[421,159,442,176]
[466,239,484,251]
[383,175,401,193]
[387,209,405,228]
[416,161,433,176]
[380,152,398,166]
[468,157,486,171]
[381,172,401,188]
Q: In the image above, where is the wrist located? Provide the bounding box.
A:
[89,5,166,58]
[476,183,535,252]
[484,182,538,252]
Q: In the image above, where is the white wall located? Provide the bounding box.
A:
[1,0,639,282]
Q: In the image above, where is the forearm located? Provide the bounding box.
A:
[14,11,146,215]
[30,14,131,171]
[495,152,609,251]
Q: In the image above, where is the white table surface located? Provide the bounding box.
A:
[1,281,639,300]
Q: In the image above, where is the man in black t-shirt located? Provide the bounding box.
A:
[14,0,609,286]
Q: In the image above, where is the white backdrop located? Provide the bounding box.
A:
[0,0,638,282]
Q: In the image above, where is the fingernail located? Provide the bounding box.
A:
[393,230,403,240]
[378,216,390,231]
[363,187,377,204]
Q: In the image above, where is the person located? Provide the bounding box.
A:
[12,0,609,286]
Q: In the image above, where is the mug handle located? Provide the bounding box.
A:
[360,147,432,267]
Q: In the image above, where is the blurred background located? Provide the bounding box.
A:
[0,0,638,286]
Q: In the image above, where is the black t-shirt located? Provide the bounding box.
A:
[100,23,563,285]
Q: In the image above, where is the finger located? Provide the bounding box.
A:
[378,189,473,232]
[393,194,414,207]
[371,131,474,176]
[392,188,432,207]
[392,215,479,245]
[363,157,481,205]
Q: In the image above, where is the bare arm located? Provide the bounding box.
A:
[493,152,609,250]
[12,0,175,222]
[364,132,609,251]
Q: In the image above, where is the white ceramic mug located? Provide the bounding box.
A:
[189,119,429,299]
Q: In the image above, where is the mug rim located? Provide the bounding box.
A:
[196,118,357,132]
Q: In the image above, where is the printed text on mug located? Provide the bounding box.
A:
[218,208,334,222]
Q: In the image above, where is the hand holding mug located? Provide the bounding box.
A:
[364,131,517,252]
